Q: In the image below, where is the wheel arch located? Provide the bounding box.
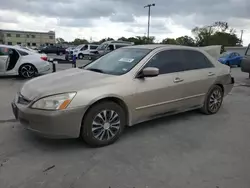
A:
[18,63,38,73]
[80,96,130,136]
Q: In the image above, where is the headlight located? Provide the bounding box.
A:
[31,92,76,110]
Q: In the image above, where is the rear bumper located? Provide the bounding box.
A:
[224,77,234,96]
[38,64,51,74]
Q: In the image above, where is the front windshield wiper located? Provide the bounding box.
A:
[86,68,104,73]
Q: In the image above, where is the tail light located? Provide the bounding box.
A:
[41,56,48,61]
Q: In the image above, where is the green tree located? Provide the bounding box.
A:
[161,38,177,44]
[56,38,65,44]
[192,21,240,46]
[72,38,89,45]
[175,36,195,46]
[98,38,115,44]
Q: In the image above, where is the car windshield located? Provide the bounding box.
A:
[220,52,230,58]
[84,48,151,75]
[75,45,84,49]
[96,43,108,50]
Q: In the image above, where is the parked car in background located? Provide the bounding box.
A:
[218,52,243,67]
[241,44,250,77]
[65,44,84,60]
[89,40,134,60]
[12,45,234,147]
[38,46,66,55]
[65,44,99,60]
[73,44,99,59]
[0,44,50,78]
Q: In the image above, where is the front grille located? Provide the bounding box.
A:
[18,94,31,105]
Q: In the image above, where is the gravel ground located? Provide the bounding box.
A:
[0,68,250,188]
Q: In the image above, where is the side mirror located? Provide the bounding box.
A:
[138,67,159,78]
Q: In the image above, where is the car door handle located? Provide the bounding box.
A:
[208,72,215,76]
[174,77,184,83]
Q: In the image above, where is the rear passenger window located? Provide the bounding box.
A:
[144,50,184,74]
[182,50,214,70]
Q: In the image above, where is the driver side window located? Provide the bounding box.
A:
[144,50,184,75]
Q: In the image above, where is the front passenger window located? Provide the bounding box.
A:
[144,50,184,74]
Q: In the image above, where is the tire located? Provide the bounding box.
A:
[81,101,126,147]
[59,52,63,56]
[200,85,224,115]
[225,61,230,66]
[78,54,84,59]
[19,64,37,78]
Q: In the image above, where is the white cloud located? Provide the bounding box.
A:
[0,0,250,46]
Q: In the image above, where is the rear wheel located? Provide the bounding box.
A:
[201,85,223,115]
[19,64,37,78]
[81,101,126,147]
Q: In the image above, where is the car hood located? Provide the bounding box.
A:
[20,68,116,100]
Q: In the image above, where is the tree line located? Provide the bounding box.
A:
[56,21,242,47]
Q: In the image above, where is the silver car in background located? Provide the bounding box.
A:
[12,45,234,147]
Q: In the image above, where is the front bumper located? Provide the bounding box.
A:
[11,102,87,138]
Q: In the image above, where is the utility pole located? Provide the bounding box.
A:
[240,30,243,45]
[144,3,155,43]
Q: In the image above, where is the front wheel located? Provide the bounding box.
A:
[81,101,126,147]
[19,64,37,78]
[78,54,84,59]
[201,85,223,115]
[225,61,230,66]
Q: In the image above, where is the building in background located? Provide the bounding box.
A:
[0,29,55,47]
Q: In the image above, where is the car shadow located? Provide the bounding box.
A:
[19,110,200,151]
[22,131,90,151]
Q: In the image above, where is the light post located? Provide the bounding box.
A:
[144,3,155,43]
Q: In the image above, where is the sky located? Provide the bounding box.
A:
[0,0,249,45]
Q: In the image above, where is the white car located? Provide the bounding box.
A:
[72,44,99,59]
[0,44,51,78]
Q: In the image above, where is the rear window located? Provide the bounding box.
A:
[17,50,29,56]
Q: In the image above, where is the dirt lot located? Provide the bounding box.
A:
[0,67,250,188]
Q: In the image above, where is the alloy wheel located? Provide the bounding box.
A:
[92,110,120,141]
[20,65,36,78]
[209,89,222,113]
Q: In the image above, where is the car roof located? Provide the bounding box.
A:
[123,44,200,50]
[0,44,32,53]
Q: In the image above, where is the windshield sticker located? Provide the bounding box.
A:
[119,58,134,63]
